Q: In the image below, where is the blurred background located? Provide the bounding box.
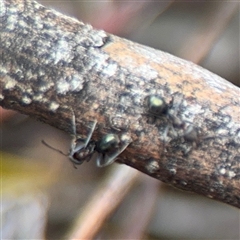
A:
[1,1,239,239]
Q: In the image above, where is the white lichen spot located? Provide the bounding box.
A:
[135,64,158,80]
[0,67,7,75]
[56,79,70,94]
[181,181,187,186]
[76,45,86,53]
[0,93,4,101]
[33,93,43,102]
[228,171,236,178]
[26,87,33,95]
[209,188,215,192]
[132,122,144,133]
[35,19,43,30]
[5,78,17,90]
[49,102,59,112]
[110,116,130,130]
[102,63,118,77]
[120,133,132,144]
[235,130,240,144]
[0,0,6,17]
[38,69,45,77]
[222,115,231,123]
[146,160,159,173]
[119,92,134,107]
[18,19,28,28]
[216,128,228,135]
[91,30,108,47]
[226,121,234,130]
[7,14,18,31]
[39,81,53,92]
[41,97,48,104]
[94,53,109,72]
[92,103,99,110]
[133,95,142,105]
[139,80,145,86]
[130,87,144,96]
[25,69,33,79]
[69,75,83,92]
[8,4,19,14]
[53,39,72,64]
[182,103,203,122]
[219,168,226,175]
[169,168,177,174]
[22,95,32,105]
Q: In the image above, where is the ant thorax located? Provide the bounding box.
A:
[95,134,120,153]
[147,95,168,116]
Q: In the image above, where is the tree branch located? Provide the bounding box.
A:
[1,0,239,208]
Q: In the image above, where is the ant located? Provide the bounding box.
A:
[42,112,132,168]
[147,94,200,144]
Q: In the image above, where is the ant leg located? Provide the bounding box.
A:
[84,120,97,147]
[65,109,79,156]
[70,109,77,136]
[70,120,97,155]
[70,109,97,147]
[162,125,170,143]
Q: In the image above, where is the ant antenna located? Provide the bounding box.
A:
[41,140,68,156]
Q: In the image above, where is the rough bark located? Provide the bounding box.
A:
[0,0,239,208]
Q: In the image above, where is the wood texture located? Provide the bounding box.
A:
[0,0,239,208]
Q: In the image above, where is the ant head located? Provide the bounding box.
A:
[70,140,96,165]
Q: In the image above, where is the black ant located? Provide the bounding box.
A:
[42,112,132,168]
[147,94,200,144]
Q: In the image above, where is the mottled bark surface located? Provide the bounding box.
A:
[0,0,239,208]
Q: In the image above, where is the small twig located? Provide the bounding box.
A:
[118,175,160,239]
[67,165,140,239]
[0,0,239,208]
